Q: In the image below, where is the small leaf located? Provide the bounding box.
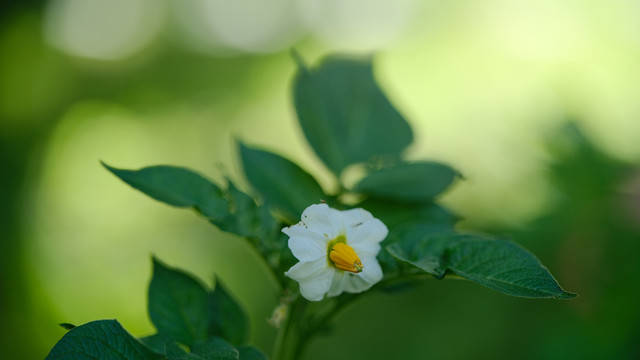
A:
[103,163,228,220]
[239,143,325,221]
[149,257,209,346]
[191,337,239,360]
[293,55,413,175]
[209,277,248,346]
[58,323,76,330]
[238,346,267,360]
[354,162,459,202]
[387,233,576,299]
[46,320,159,360]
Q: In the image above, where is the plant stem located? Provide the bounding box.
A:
[271,299,305,360]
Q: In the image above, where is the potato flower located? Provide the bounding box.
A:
[284,203,388,301]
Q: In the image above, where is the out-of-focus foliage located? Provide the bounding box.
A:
[2,0,640,359]
[45,54,574,360]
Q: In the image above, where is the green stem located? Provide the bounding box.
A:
[271,299,305,360]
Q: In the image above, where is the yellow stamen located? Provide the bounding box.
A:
[329,243,363,273]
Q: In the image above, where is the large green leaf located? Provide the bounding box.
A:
[191,337,239,360]
[46,320,159,360]
[238,346,267,360]
[208,277,248,346]
[149,258,210,346]
[354,162,459,202]
[293,55,413,176]
[104,163,278,241]
[387,233,576,299]
[103,163,228,220]
[239,143,325,221]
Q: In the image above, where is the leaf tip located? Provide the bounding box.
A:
[291,49,307,71]
[556,291,578,299]
[100,160,115,172]
[58,323,76,330]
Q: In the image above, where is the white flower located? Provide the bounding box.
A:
[283,203,388,301]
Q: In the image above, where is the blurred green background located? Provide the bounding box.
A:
[1,0,639,359]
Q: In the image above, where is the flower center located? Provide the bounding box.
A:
[329,242,364,273]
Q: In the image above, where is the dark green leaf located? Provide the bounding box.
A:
[293,54,413,175]
[354,162,459,202]
[359,198,457,230]
[103,163,228,220]
[58,323,76,330]
[388,233,577,299]
[209,277,248,346]
[239,143,325,222]
[191,337,239,360]
[386,232,456,279]
[165,342,202,360]
[149,257,209,346]
[211,179,271,239]
[238,346,267,360]
[140,333,175,355]
[447,236,576,299]
[46,320,159,360]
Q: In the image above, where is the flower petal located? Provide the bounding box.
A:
[299,203,341,238]
[285,257,328,280]
[340,207,374,228]
[342,256,383,294]
[298,267,334,301]
[327,271,347,297]
[288,234,326,261]
[347,218,388,255]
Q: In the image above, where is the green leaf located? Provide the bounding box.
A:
[209,277,248,346]
[58,323,76,330]
[165,342,202,360]
[149,257,209,346]
[211,179,275,239]
[238,346,267,360]
[140,333,175,355]
[354,162,459,202]
[104,163,279,242]
[388,233,577,299]
[359,198,457,230]
[103,163,228,220]
[239,143,325,221]
[46,320,159,360]
[293,54,413,175]
[191,337,239,360]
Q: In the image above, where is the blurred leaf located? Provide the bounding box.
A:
[360,198,457,230]
[388,233,576,299]
[103,163,228,220]
[149,257,209,346]
[293,54,413,175]
[354,162,459,202]
[238,346,267,360]
[239,143,325,221]
[58,323,75,330]
[209,277,248,346]
[191,337,239,360]
[46,320,159,360]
